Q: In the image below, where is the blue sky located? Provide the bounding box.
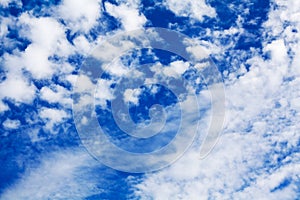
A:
[0,0,300,199]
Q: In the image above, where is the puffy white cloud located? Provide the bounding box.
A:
[73,74,95,93]
[22,44,54,79]
[2,119,21,129]
[0,70,36,104]
[0,100,9,112]
[18,13,74,79]
[58,0,101,33]
[105,1,147,31]
[73,35,92,54]
[0,17,10,37]
[162,60,190,78]
[92,38,135,63]
[94,78,115,108]
[0,0,11,7]
[40,85,72,106]
[264,39,288,65]
[123,88,142,105]
[164,0,216,22]
[39,108,68,132]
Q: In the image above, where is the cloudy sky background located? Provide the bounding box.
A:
[0,0,300,199]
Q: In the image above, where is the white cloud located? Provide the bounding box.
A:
[0,0,11,7]
[162,60,190,78]
[234,163,300,199]
[18,13,74,79]
[94,78,115,108]
[184,38,222,60]
[290,97,300,111]
[0,149,103,200]
[0,100,9,112]
[105,1,146,31]
[73,35,93,54]
[0,10,78,108]
[0,17,10,37]
[0,67,36,104]
[39,108,68,132]
[92,38,135,63]
[164,0,216,22]
[19,14,69,54]
[22,44,54,79]
[123,88,142,104]
[74,74,95,93]
[40,85,72,106]
[0,0,21,8]
[2,119,21,129]
[58,0,101,33]
[105,58,130,76]
[264,39,288,65]
[134,120,299,199]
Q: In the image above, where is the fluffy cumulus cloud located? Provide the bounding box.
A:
[39,108,68,132]
[0,12,74,104]
[18,13,74,79]
[0,63,37,104]
[105,0,147,31]
[123,88,142,105]
[40,85,72,106]
[164,0,216,22]
[0,100,9,112]
[57,0,101,33]
[2,119,21,129]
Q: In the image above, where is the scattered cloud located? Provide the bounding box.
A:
[39,108,68,132]
[2,119,21,129]
[0,0,299,199]
[105,0,147,31]
[164,0,216,22]
[57,0,101,33]
[132,0,300,198]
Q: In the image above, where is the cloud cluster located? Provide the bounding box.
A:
[164,0,216,22]
[133,0,300,199]
[0,0,299,199]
